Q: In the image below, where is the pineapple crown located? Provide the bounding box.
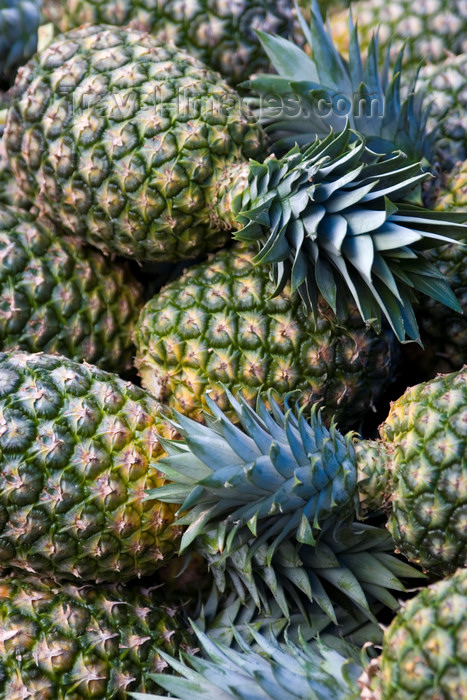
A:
[232,125,466,342]
[154,391,359,552]
[247,0,435,164]
[139,623,367,700]
[149,391,424,621]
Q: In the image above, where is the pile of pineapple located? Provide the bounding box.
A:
[0,0,465,697]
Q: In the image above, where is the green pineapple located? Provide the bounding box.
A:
[151,366,466,623]
[134,244,399,428]
[0,350,181,582]
[374,567,467,700]
[0,206,145,372]
[42,0,299,86]
[329,0,467,69]
[4,25,466,343]
[0,0,42,80]
[0,573,192,699]
[135,569,467,700]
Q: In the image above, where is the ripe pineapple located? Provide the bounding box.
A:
[0,0,42,80]
[134,244,399,428]
[0,573,192,699]
[0,206,145,372]
[4,25,265,262]
[4,25,466,342]
[329,0,467,69]
[152,365,466,620]
[0,350,180,582]
[42,0,298,86]
[134,569,467,700]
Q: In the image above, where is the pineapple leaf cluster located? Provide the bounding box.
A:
[232,126,466,341]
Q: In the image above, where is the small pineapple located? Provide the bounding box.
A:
[4,25,466,343]
[151,365,466,620]
[0,350,180,582]
[0,206,145,372]
[134,244,399,429]
[0,0,42,80]
[42,0,299,86]
[0,573,192,699]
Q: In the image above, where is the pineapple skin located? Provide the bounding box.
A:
[0,574,192,699]
[4,25,266,262]
[377,567,467,700]
[43,0,298,86]
[0,351,181,582]
[134,245,399,429]
[0,206,144,373]
[379,367,467,576]
[418,53,467,168]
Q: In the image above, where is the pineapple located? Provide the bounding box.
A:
[135,569,467,700]
[134,244,399,428]
[0,350,181,582]
[151,366,466,621]
[0,206,145,372]
[42,0,299,86]
[4,25,466,342]
[373,567,467,700]
[329,0,467,70]
[0,573,192,699]
[0,0,42,80]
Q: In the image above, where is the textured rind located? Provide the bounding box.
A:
[4,25,266,261]
[0,574,191,699]
[45,0,297,85]
[329,0,467,69]
[134,245,399,429]
[379,568,467,700]
[0,0,42,78]
[380,367,467,575]
[0,351,180,582]
[418,54,467,167]
[0,206,144,372]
